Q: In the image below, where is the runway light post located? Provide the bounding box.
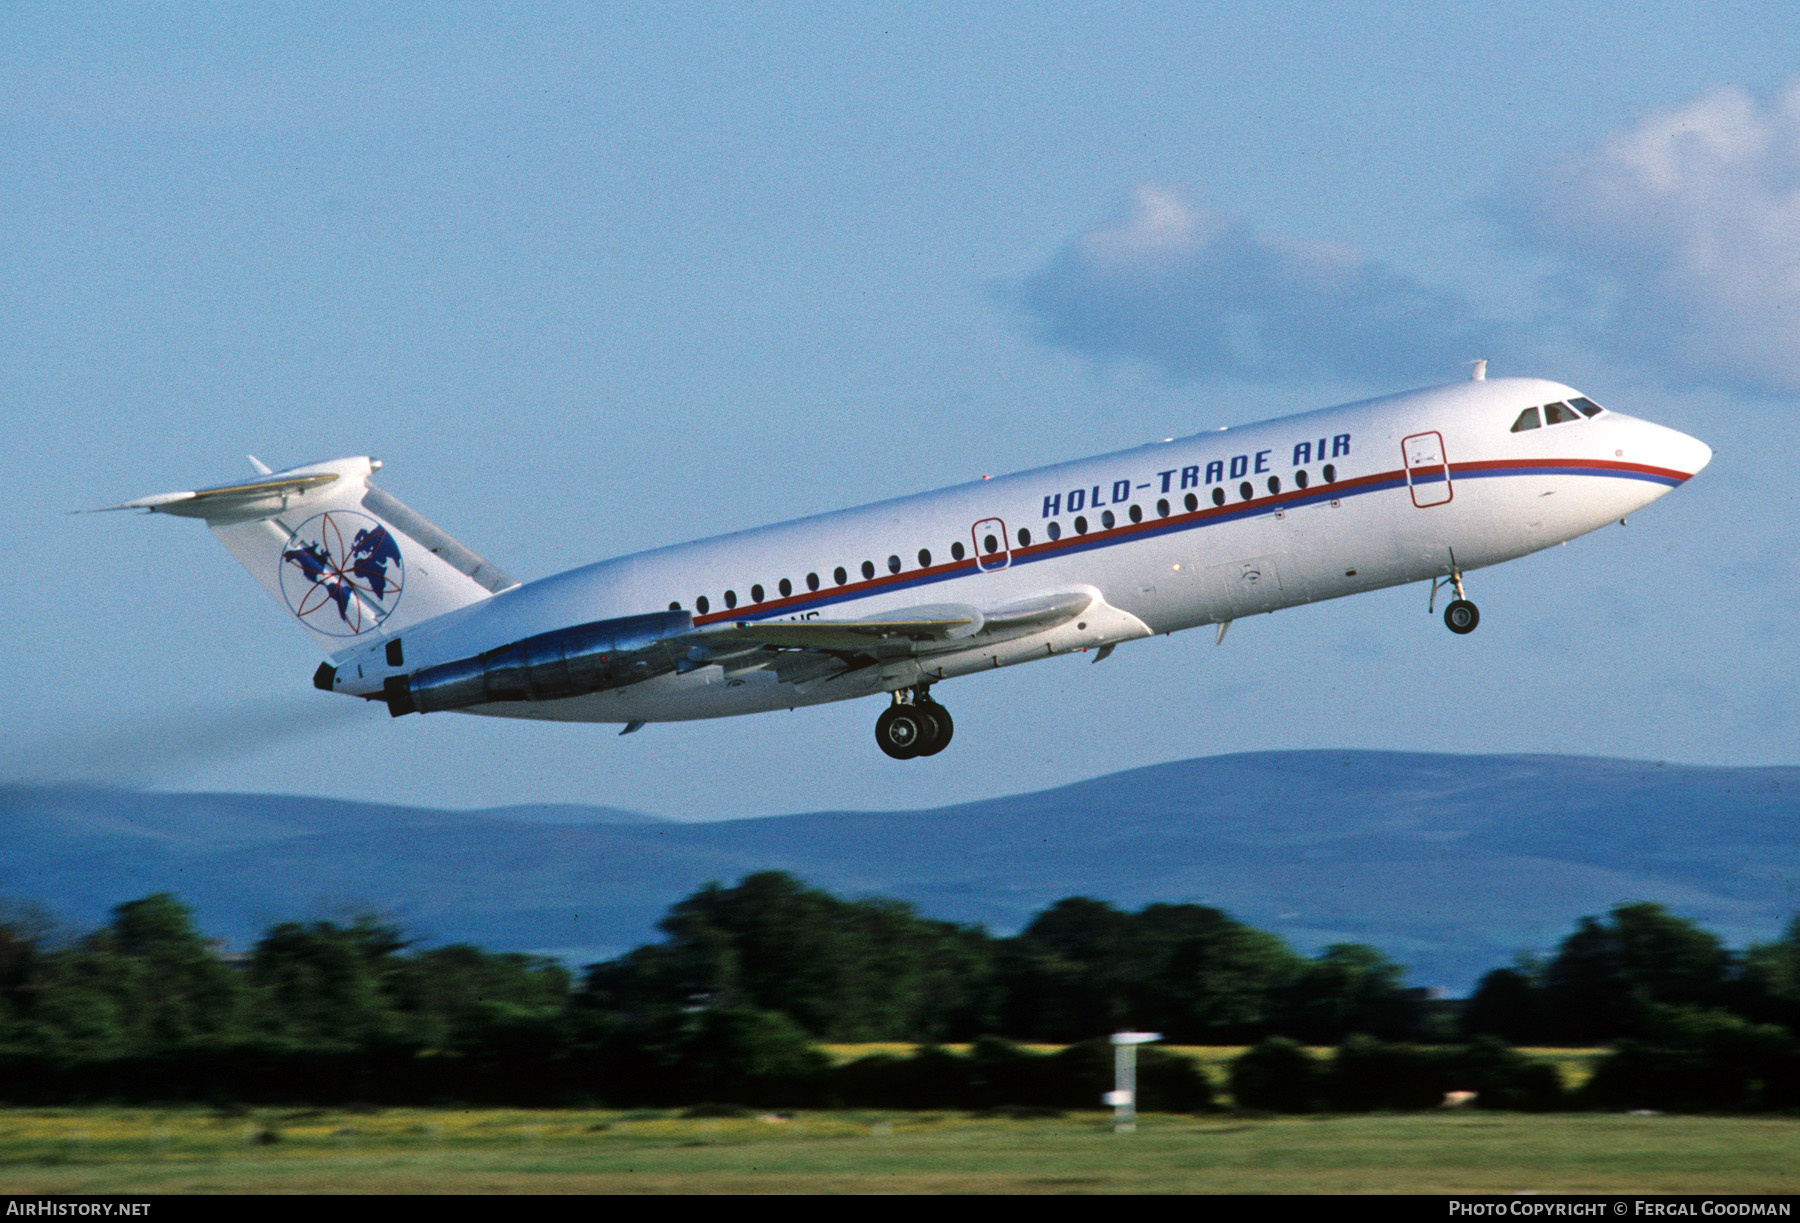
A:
[1106,1031,1161,1132]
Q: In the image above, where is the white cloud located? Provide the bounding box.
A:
[1505,82,1800,396]
[1016,185,1489,384]
[1076,185,1216,271]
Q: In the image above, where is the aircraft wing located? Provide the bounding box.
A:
[679,590,1094,683]
[693,612,979,653]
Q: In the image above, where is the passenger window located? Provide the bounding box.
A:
[917,548,932,568]
[1239,481,1254,501]
[1211,487,1225,507]
[834,566,848,585]
[1544,401,1580,425]
[1267,476,1281,495]
[750,584,764,603]
[950,541,965,561]
[1510,407,1542,432]
[696,595,710,614]
[1156,498,1170,517]
[1017,527,1031,546]
[779,578,793,598]
[1295,469,1309,489]
[806,572,820,592]
[1046,522,1061,541]
[1570,396,1604,417]
[1185,492,1199,512]
[982,533,998,554]
[1128,504,1142,524]
[887,555,901,574]
[1074,515,1089,534]
[1101,510,1115,529]
[861,560,876,580]
[669,601,682,611]
[1322,463,1336,482]
[724,590,737,609]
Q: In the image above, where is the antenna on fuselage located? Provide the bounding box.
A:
[1470,358,1487,381]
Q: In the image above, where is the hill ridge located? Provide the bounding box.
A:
[2,750,1795,993]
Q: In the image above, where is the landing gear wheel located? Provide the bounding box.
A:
[915,701,954,757]
[1444,599,1480,634]
[875,706,928,759]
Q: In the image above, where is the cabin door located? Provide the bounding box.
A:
[1402,431,1454,507]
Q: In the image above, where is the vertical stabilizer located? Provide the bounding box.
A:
[104,457,518,659]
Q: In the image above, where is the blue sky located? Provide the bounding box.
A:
[4,2,1798,819]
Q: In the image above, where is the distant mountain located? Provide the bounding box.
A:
[3,751,1796,993]
[464,803,666,826]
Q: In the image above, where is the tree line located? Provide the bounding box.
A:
[0,872,1797,1111]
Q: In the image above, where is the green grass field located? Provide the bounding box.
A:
[0,1106,1795,1194]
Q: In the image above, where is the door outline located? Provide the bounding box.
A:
[1402,431,1454,508]
[971,518,1010,571]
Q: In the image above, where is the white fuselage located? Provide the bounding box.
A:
[329,376,1711,723]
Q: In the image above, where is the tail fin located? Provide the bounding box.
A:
[101,456,518,659]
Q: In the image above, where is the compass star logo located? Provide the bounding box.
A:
[278,511,405,636]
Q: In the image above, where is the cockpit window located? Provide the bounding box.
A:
[1510,407,1542,432]
[1544,401,1582,425]
[1570,396,1604,417]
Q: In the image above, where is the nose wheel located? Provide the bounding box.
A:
[1443,599,1479,634]
[875,688,954,759]
[1429,548,1481,635]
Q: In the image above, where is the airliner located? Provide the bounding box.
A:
[104,367,1710,758]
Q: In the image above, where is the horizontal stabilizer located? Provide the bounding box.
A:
[90,472,341,521]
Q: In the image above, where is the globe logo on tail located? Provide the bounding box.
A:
[279,511,405,636]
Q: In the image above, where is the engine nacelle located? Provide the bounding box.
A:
[383,609,693,716]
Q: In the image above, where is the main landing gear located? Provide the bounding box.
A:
[1429,548,1480,635]
[875,686,954,760]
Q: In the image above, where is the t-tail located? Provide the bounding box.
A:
[97,456,518,661]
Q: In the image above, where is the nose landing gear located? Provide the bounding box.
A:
[1430,548,1481,635]
[875,686,955,759]
[1443,599,1479,634]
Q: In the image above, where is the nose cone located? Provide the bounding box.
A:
[1661,426,1712,480]
[1627,416,1711,481]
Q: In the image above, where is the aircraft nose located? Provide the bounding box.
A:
[1661,426,1712,479]
[1628,417,1710,480]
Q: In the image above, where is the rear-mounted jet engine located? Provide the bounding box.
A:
[381,610,693,716]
